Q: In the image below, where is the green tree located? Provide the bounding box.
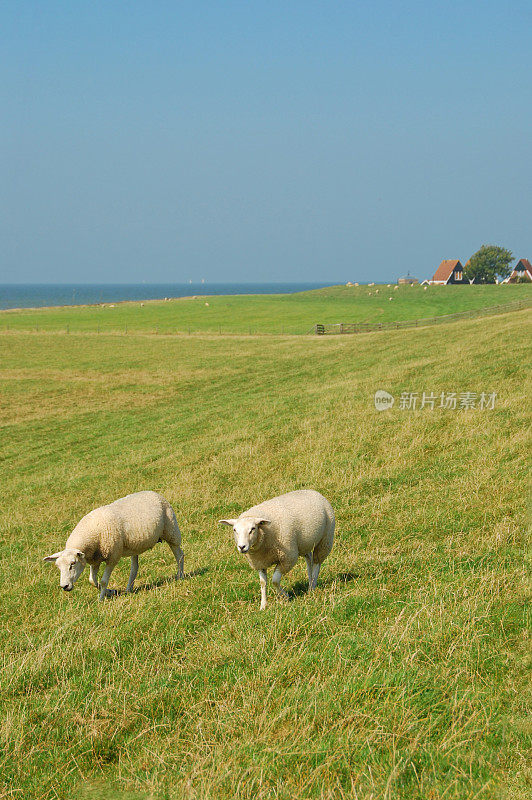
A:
[464,245,514,284]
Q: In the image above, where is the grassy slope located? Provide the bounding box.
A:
[1,282,530,334]
[0,310,530,800]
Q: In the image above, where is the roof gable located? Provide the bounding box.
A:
[432,259,463,282]
[515,258,532,273]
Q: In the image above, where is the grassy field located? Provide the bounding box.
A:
[0,307,530,799]
[1,282,531,334]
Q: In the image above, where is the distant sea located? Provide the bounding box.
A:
[0,282,334,311]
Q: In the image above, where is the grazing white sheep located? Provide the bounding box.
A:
[44,491,184,600]
[219,489,334,609]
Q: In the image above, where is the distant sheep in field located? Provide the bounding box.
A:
[219,490,334,609]
[44,491,184,600]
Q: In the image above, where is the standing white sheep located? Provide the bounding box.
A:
[44,491,184,600]
[219,489,334,609]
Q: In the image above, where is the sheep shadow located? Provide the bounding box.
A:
[131,566,208,594]
[287,571,360,600]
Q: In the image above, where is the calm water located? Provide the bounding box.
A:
[0,283,333,311]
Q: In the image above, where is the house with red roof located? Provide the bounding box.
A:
[504,259,532,283]
[423,259,467,285]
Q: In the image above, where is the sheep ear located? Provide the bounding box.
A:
[74,549,86,562]
[218,519,236,527]
[43,552,63,562]
[256,519,271,527]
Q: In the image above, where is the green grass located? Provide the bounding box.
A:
[0,308,530,799]
[1,282,530,334]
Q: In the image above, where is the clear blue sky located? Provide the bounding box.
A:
[1,1,530,284]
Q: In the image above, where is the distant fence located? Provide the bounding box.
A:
[310,298,531,335]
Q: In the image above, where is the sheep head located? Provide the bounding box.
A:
[218,517,271,554]
[44,548,86,592]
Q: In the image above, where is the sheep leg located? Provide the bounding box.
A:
[271,566,290,602]
[305,553,314,589]
[89,564,100,589]
[310,562,321,590]
[259,569,268,610]
[126,555,139,592]
[169,543,185,579]
[98,562,117,600]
